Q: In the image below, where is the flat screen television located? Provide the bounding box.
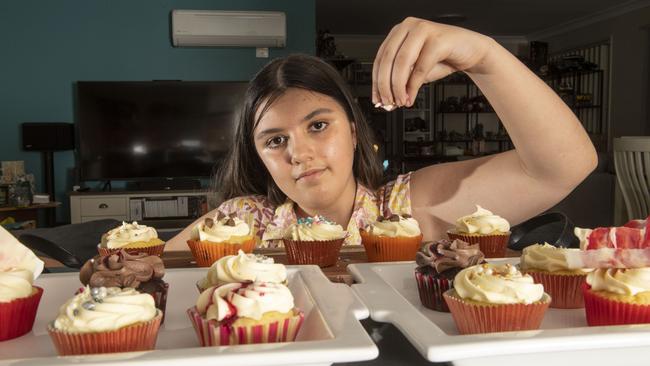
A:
[76,81,249,181]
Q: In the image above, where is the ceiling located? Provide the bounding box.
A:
[316,0,645,36]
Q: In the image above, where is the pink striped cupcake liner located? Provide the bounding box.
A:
[187,306,304,346]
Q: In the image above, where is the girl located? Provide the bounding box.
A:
[166,17,597,250]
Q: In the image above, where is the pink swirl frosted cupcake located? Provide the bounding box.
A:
[188,282,304,346]
[447,205,510,258]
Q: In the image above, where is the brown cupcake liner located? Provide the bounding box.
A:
[187,238,256,267]
[360,232,423,262]
[0,286,44,341]
[48,311,163,355]
[138,282,169,323]
[282,238,344,267]
[97,243,166,257]
[187,306,304,346]
[524,271,586,309]
[446,232,509,258]
[443,290,550,334]
[582,284,650,326]
[414,271,451,312]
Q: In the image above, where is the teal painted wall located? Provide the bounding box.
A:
[0,0,315,224]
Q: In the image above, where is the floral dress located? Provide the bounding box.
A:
[217,173,412,248]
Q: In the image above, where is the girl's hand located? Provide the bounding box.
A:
[372,17,496,108]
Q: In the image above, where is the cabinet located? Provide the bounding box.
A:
[70,190,209,229]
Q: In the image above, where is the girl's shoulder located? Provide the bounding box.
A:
[217,194,275,216]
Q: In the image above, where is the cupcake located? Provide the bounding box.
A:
[447,205,510,258]
[583,268,650,326]
[443,263,551,334]
[360,214,423,262]
[48,286,162,355]
[520,243,592,309]
[0,227,45,341]
[188,282,304,346]
[197,249,287,292]
[98,221,165,257]
[414,239,485,312]
[187,212,255,267]
[283,215,346,267]
[79,250,169,320]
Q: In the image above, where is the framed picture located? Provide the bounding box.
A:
[0,185,9,207]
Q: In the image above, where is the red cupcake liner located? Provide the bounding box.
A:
[443,290,550,334]
[97,243,166,257]
[582,283,650,326]
[360,232,423,262]
[446,232,509,258]
[0,286,44,341]
[415,271,451,312]
[48,311,163,355]
[282,238,344,267]
[187,238,256,267]
[187,306,304,346]
[525,271,586,309]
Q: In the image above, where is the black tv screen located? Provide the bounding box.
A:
[76,81,249,181]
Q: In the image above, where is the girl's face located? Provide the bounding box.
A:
[253,88,357,210]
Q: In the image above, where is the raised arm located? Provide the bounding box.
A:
[373,17,597,239]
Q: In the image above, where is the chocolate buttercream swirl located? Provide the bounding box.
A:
[80,250,164,288]
[415,239,485,274]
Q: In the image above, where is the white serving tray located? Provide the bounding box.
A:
[0,266,378,366]
[349,259,650,363]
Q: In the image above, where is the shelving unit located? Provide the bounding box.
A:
[542,68,605,149]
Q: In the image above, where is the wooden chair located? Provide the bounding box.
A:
[613,137,650,220]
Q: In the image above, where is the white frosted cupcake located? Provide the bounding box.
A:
[197,249,287,292]
[447,205,511,258]
[443,263,550,334]
[98,221,165,256]
[583,268,650,326]
[187,212,255,267]
[283,215,346,267]
[188,282,304,346]
[360,214,423,262]
[0,227,44,342]
[520,243,592,309]
[48,286,162,355]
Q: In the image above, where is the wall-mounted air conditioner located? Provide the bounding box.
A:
[171,10,286,48]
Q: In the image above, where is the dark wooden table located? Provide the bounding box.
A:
[162,246,521,285]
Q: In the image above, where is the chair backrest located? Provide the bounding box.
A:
[613,137,650,220]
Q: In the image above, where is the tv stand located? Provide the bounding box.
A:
[69,189,212,230]
[134,178,202,191]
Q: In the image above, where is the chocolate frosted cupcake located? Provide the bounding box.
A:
[187,212,255,267]
[80,250,168,320]
[415,239,485,312]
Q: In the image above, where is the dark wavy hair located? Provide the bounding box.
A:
[215,54,382,206]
